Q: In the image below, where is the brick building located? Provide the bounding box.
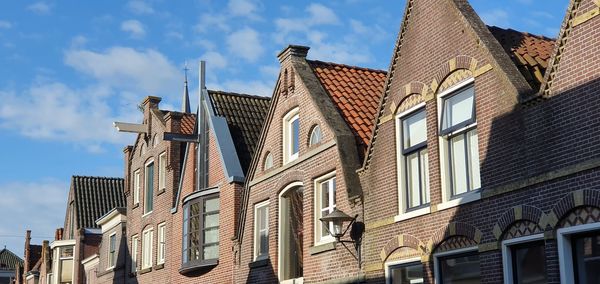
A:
[0,248,22,284]
[359,0,600,283]
[235,45,386,283]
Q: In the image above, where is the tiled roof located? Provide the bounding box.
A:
[26,245,42,272]
[307,60,387,149]
[488,25,556,89]
[180,113,196,135]
[208,90,271,174]
[0,248,23,270]
[72,176,125,229]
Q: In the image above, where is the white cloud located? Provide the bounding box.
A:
[195,13,230,33]
[0,179,69,257]
[27,2,51,14]
[70,35,87,48]
[228,0,261,19]
[64,46,180,94]
[227,27,264,62]
[274,3,340,44]
[221,79,274,97]
[306,3,339,25]
[201,51,228,70]
[260,65,280,79]
[127,0,154,15]
[0,20,12,29]
[121,20,146,39]
[481,9,509,27]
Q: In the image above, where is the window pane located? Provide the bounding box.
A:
[292,118,299,154]
[205,198,219,212]
[310,125,322,145]
[204,213,219,228]
[203,244,219,259]
[321,181,330,210]
[406,152,421,208]
[442,86,475,131]
[450,134,468,195]
[421,150,430,204]
[145,162,154,213]
[403,110,427,149]
[61,259,73,281]
[389,263,424,284]
[512,242,546,284]
[260,230,268,255]
[574,232,600,284]
[204,227,219,243]
[468,129,481,190]
[440,253,480,283]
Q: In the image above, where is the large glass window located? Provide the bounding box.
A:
[388,262,424,284]
[58,246,74,284]
[573,232,600,283]
[399,108,430,210]
[108,233,117,269]
[283,108,300,164]
[440,85,480,197]
[315,174,336,244]
[438,251,480,284]
[182,193,220,268]
[144,161,154,214]
[254,201,269,260]
[309,125,323,146]
[142,228,153,269]
[510,241,546,284]
[157,223,166,264]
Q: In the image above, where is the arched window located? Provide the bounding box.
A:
[153,134,160,147]
[264,152,274,170]
[140,143,146,156]
[309,125,322,146]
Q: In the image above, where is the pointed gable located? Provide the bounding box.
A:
[71,176,125,229]
[0,248,23,270]
[307,60,386,154]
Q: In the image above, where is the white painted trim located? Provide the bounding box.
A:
[141,227,154,269]
[81,254,99,266]
[158,152,167,191]
[280,277,304,284]
[144,159,155,215]
[437,78,475,99]
[384,257,422,284]
[254,200,270,261]
[394,206,431,222]
[432,246,478,284]
[436,191,481,211]
[283,108,300,164]
[501,233,544,284]
[107,232,117,270]
[131,235,139,273]
[50,239,76,249]
[157,222,166,264]
[182,187,220,204]
[557,222,600,284]
[278,181,304,282]
[134,169,141,205]
[314,171,337,246]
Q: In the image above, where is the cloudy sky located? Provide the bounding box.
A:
[0,0,567,257]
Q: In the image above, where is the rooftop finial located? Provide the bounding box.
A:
[182,61,191,113]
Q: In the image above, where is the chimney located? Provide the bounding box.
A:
[277,45,310,63]
[55,228,63,241]
[41,240,50,273]
[24,230,31,273]
[141,96,161,136]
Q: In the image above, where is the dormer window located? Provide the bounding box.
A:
[283,108,300,164]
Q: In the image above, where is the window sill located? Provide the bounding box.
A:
[309,242,336,255]
[394,206,431,222]
[437,191,481,211]
[157,188,165,195]
[179,259,218,275]
[281,277,304,284]
[248,258,270,268]
[132,203,139,209]
[154,263,164,270]
[138,267,152,275]
[142,211,153,218]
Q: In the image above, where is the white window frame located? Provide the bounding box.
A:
[264,152,274,171]
[157,222,166,264]
[278,181,304,284]
[133,169,141,205]
[501,233,545,284]
[143,159,154,215]
[395,103,431,222]
[309,125,322,146]
[314,172,336,245]
[433,246,479,284]
[142,228,154,269]
[283,108,300,164]
[557,221,600,284]
[158,152,167,191]
[436,78,481,211]
[254,200,270,261]
[107,232,117,270]
[384,257,423,284]
[131,235,139,273]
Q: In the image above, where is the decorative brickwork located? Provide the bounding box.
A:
[492,205,546,240]
[547,189,600,228]
[428,222,482,253]
[434,236,478,253]
[379,234,424,262]
[558,206,600,228]
[502,221,544,240]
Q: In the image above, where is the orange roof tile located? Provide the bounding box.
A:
[488,25,556,89]
[308,60,387,150]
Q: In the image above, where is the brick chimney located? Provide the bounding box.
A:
[141,96,161,136]
[23,230,31,273]
[55,228,63,241]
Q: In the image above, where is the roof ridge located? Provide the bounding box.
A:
[72,175,124,180]
[307,59,387,74]
[208,89,271,100]
[487,25,556,41]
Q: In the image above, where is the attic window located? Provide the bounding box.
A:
[264,152,274,171]
[309,125,322,146]
[283,108,300,164]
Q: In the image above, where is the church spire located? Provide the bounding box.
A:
[182,62,191,113]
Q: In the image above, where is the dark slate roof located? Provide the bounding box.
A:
[488,25,556,89]
[72,176,126,229]
[208,90,271,173]
[26,245,42,272]
[0,248,23,270]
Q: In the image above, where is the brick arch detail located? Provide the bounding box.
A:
[546,189,600,229]
[428,222,482,253]
[492,205,546,240]
[388,81,430,114]
[379,234,425,262]
[274,170,306,194]
[430,55,479,94]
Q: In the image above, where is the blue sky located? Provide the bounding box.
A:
[0,0,567,257]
